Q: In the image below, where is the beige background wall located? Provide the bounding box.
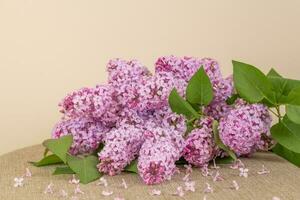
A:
[0,0,300,155]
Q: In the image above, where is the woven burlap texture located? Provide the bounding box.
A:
[0,145,300,200]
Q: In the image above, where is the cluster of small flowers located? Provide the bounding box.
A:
[182,117,217,167]
[219,99,272,156]
[51,56,272,185]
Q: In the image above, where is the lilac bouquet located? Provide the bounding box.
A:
[32,56,300,185]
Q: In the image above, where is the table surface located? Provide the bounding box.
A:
[0,145,300,200]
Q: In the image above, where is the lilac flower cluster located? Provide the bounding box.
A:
[52,56,273,185]
[219,99,272,156]
[52,117,109,155]
[182,117,217,167]
[97,124,144,176]
[138,125,184,184]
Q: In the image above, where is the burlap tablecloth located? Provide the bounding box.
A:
[0,145,300,200]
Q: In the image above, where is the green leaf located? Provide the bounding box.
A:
[43,135,73,163]
[169,89,200,119]
[212,120,237,160]
[214,157,235,164]
[267,68,282,77]
[30,154,63,167]
[53,166,75,175]
[233,60,275,104]
[286,104,300,124]
[175,157,189,166]
[124,159,138,173]
[186,67,213,105]
[271,117,300,153]
[267,76,300,103]
[67,154,101,184]
[92,143,105,156]
[272,144,300,167]
[267,69,288,104]
[286,87,300,105]
[226,94,239,105]
[43,148,49,157]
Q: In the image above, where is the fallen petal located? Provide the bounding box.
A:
[102,190,113,196]
[149,189,161,196]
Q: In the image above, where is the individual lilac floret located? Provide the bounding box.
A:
[137,72,186,111]
[107,58,151,108]
[219,100,272,156]
[155,56,222,83]
[138,126,184,185]
[182,117,217,167]
[52,117,109,155]
[97,124,144,176]
[59,85,119,126]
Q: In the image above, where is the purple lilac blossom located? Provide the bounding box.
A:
[204,75,234,120]
[52,117,109,155]
[137,72,186,111]
[155,56,223,83]
[58,85,120,127]
[219,99,272,156]
[107,58,151,109]
[182,117,217,167]
[97,124,144,176]
[138,125,185,185]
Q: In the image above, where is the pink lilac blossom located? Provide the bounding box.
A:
[97,124,144,176]
[52,117,109,155]
[219,100,272,156]
[182,117,217,167]
[137,72,186,111]
[107,58,151,109]
[153,107,187,134]
[155,56,222,83]
[59,85,120,127]
[204,76,234,120]
[138,126,185,185]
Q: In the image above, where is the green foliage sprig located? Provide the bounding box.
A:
[169,61,300,167]
[169,66,237,161]
[233,61,300,166]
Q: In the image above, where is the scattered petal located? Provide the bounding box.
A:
[69,175,80,185]
[230,180,239,190]
[25,168,32,177]
[203,183,213,193]
[173,186,184,197]
[121,178,128,189]
[212,171,224,182]
[184,181,196,192]
[200,165,211,177]
[102,190,113,196]
[184,164,193,174]
[44,182,54,194]
[149,189,161,196]
[239,168,249,178]
[230,159,245,169]
[174,167,181,174]
[272,197,280,200]
[97,177,108,187]
[74,185,84,195]
[182,173,190,182]
[203,195,207,200]
[257,165,270,175]
[59,189,68,198]
[14,177,24,188]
